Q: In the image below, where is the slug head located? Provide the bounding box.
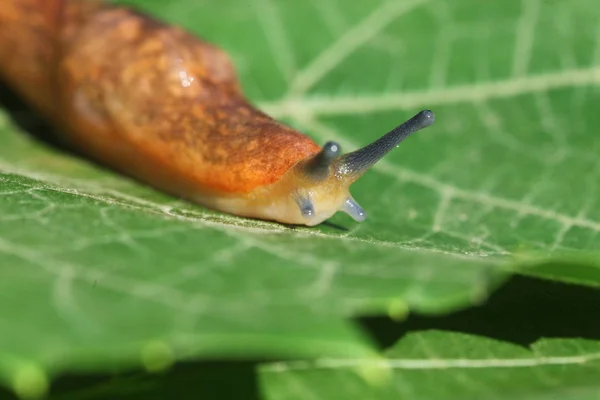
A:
[281,110,435,226]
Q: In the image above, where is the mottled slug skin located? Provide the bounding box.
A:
[0,0,331,224]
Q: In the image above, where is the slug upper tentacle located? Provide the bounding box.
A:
[0,0,435,226]
[335,110,435,182]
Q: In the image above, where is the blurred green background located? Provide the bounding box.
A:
[1,0,600,398]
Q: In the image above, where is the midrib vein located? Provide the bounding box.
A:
[260,65,600,117]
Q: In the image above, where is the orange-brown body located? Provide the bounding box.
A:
[0,0,330,222]
[0,0,434,225]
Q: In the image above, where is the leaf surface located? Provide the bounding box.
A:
[260,330,600,400]
[1,0,599,396]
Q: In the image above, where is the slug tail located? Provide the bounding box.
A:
[0,0,104,120]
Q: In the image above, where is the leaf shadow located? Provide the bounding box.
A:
[0,360,261,400]
[0,79,67,152]
[283,220,350,232]
[320,221,350,231]
[359,273,600,349]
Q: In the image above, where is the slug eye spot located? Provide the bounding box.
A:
[322,141,341,158]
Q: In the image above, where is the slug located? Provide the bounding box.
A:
[0,0,435,226]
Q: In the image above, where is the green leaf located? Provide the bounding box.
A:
[260,330,600,400]
[1,0,600,397]
[509,251,600,288]
[0,171,502,374]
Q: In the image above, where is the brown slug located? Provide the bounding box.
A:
[0,0,435,226]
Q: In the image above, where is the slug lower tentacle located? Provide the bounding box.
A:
[0,0,435,226]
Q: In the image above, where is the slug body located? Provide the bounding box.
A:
[0,0,435,226]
